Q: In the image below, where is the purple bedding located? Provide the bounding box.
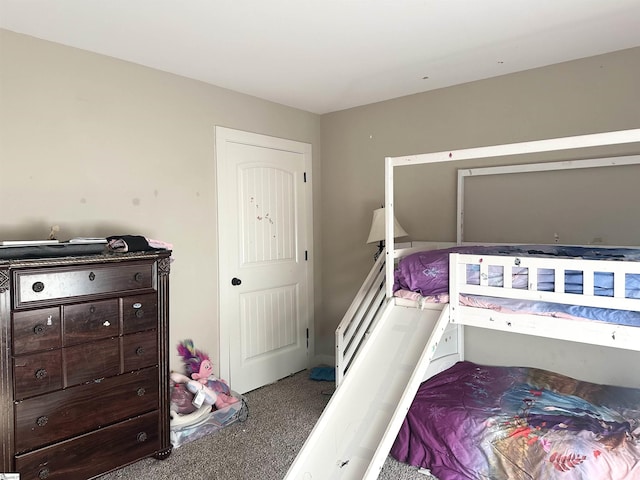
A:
[460,294,640,327]
[391,361,640,480]
[393,245,640,327]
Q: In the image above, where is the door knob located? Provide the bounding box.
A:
[231,277,242,286]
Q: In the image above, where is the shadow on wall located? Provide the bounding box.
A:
[1,221,145,242]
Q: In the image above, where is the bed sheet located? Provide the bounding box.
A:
[394,288,640,327]
[391,361,640,480]
[461,294,640,327]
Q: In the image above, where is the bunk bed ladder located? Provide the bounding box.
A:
[335,253,388,386]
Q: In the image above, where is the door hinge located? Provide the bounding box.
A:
[305,250,308,261]
[306,328,309,348]
[303,172,307,183]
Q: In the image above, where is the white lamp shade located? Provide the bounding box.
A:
[366,207,408,244]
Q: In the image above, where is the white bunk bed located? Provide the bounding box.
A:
[284,129,640,480]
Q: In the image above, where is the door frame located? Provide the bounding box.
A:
[214,126,314,387]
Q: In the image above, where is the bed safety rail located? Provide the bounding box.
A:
[335,253,389,386]
[449,253,640,351]
[451,253,640,311]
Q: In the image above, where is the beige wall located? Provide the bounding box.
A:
[0,30,323,373]
[3,29,640,385]
[320,47,640,385]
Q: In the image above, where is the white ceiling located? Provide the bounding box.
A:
[2,0,640,114]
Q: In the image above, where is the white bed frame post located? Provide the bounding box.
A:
[384,156,395,298]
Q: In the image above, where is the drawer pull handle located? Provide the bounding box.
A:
[38,467,50,479]
[135,309,145,318]
[36,415,49,427]
[32,281,45,293]
[136,347,145,356]
[89,272,96,281]
[33,324,46,335]
[134,272,143,282]
[137,387,146,396]
[137,432,148,443]
[35,368,48,380]
[89,306,96,314]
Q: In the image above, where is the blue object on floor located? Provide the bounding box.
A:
[309,366,335,381]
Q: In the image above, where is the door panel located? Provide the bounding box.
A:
[240,285,298,359]
[241,165,295,264]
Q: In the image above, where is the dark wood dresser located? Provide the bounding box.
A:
[0,248,172,479]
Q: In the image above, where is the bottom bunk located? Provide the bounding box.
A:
[388,249,640,479]
[392,360,640,480]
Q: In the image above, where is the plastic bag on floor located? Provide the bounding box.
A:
[170,392,248,448]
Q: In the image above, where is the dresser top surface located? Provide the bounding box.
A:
[0,244,170,267]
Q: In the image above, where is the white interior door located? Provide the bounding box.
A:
[216,127,313,394]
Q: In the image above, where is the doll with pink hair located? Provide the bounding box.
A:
[172,339,238,410]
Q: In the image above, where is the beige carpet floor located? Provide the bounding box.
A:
[97,369,436,480]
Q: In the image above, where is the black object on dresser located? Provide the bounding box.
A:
[0,247,172,479]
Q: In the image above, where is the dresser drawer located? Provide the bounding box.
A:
[63,299,120,346]
[123,293,158,334]
[123,330,158,372]
[63,337,121,387]
[14,262,155,308]
[15,411,160,480]
[12,307,61,355]
[14,367,159,453]
[13,350,63,400]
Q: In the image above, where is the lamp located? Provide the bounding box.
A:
[366,207,408,260]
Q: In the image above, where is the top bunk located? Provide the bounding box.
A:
[383,129,640,351]
[393,244,640,351]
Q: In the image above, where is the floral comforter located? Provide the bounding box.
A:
[391,361,640,480]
